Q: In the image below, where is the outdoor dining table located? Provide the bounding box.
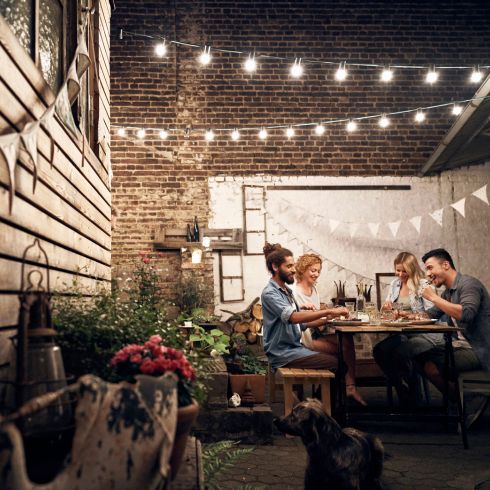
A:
[332,322,469,448]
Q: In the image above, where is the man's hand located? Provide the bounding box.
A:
[421,285,438,302]
[331,306,349,318]
[300,303,317,310]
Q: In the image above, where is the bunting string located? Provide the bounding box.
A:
[0,12,92,214]
[270,184,488,239]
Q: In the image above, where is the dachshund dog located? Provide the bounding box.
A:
[275,399,384,490]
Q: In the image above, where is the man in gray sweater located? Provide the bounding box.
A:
[420,248,490,427]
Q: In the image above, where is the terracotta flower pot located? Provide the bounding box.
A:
[170,399,199,480]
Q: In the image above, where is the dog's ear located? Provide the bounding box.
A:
[302,405,328,446]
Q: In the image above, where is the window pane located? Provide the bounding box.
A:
[39,0,63,91]
[0,0,34,55]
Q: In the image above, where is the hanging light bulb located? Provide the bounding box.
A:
[244,53,257,73]
[380,66,393,82]
[314,123,325,136]
[258,128,268,140]
[136,128,146,139]
[154,41,167,57]
[346,120,357,132]
[470,66,483,84]
[414,110,426,123]
[425,66,439,84]
[231,129,240,141]
[204,129,215,141]
[159,129,168,139]
[451,104,463,116]
[199,46,212,65]
[378,115,390,128]
[286,127,295,139]
[335,61,348,81]
[290,58,303,78]
[117,127,126,137]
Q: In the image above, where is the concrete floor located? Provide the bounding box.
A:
[214,386,490,489]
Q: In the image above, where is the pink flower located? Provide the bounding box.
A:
[140,358,157,375]
[142,257,150,264]
[148,335,162,344]
[130,354,142,364]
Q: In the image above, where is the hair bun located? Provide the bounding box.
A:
[263,242,282,256]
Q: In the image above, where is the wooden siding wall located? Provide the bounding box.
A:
[0,1,111,362]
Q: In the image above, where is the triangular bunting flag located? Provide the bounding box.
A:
[472,185,489,205]
[0,133,21,213]
[20,121,40,193]
[388,221,401,237]
[66,60,81,102]
[349,223,359,238]
[429,208,444,226]
[77,29,91,78]
[409,216,422,234]
[329,219,340,233]
[450,197,466,217]
[367,222,380,237]
[41,104,56,165]
[55,84,78,136]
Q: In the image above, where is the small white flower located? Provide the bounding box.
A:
[210,349,219,358]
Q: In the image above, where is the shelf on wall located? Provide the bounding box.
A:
[154,227,243,251]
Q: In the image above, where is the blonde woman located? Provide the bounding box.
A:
[292,253,366,406]
[373,252,445,405]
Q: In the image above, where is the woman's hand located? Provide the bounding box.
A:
[330,306,349,318]
[381,300,393,311]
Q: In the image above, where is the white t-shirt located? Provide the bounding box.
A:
[291,284,320,349]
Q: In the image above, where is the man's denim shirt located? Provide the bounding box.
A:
[426,272,490,370]
[261,279,315,369]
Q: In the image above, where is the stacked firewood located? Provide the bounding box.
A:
[221,297,263,344]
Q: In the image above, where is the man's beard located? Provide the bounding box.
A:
[279,269,294,284]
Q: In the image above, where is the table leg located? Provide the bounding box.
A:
[283,379,295,416]
[320,380,332,416]
[336,331,346,425]
[445,333,468,449]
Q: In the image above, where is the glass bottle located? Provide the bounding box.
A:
[355,291,365,314]
[186,224,193,242]
[193,216,200,242]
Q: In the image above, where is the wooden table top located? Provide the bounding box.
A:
[332,322,460,334]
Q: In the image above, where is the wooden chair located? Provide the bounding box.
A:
[458,369,490,423]
[276,368,335,416]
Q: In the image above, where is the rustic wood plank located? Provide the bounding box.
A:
[0,294,18,329]
[0,258,110,293]
[0,193,111,265]
[0,222,111,280]
[0,161,111,250]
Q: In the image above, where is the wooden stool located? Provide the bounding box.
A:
[277,368,334,416]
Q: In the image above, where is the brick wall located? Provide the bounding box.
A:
[110,0,490,303]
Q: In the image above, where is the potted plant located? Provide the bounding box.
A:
[226,335,267,404]
[110,334,198,480]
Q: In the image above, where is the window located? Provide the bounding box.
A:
[1,0,99,150]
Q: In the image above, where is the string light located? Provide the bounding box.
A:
[380,66,393,82]
[470,66,483,84]
[258,128,268,140]
[121,28,490,84]
[425,66,439,84]
[199,46,212,65]
[414,110,426,123]
[378,114,390,128]
[159,129,168,139]
[346,120,357,132]
[112,95,490,142]
[244,53,257,73]
[204,129,215,141]
[154,41,167,57]
[290,58,303,78]
[451,104,463,116]
[286,127,295,139]
[314,123,325,136]
[335,61,348,81]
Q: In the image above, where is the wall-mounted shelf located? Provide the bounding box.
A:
[154,227,243,251]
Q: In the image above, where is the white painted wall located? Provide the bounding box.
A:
[209,162,490,316]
